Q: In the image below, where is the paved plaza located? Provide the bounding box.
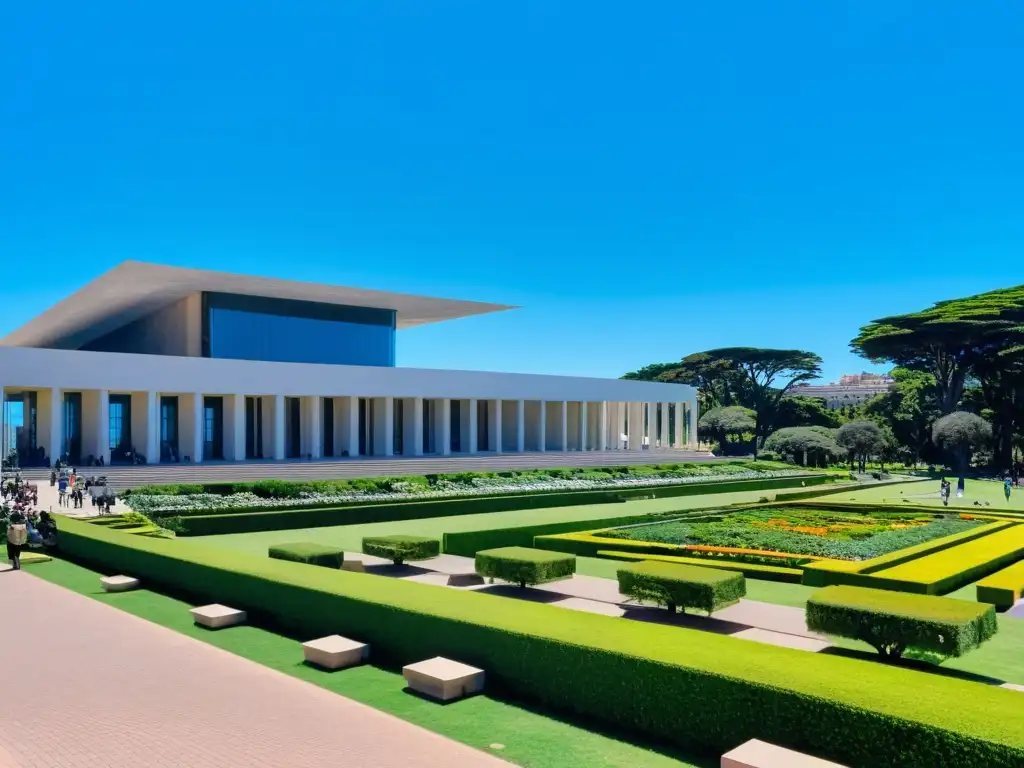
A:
[0,571,506,768]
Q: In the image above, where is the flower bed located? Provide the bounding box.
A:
[125,464,811,516]
[598,507,981,561]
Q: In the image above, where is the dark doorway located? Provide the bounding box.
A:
[393,399,404,456]
[323,398,334,457]
[450,400,461,453]
[204,396,224,460]
[62,392,82,465]
[108,394,133,463]
[160,396,179,462]
[286,397,301,458]
[245,397,263,459]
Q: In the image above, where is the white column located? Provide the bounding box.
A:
[688,398,699,449]
[646,402,656,448]
[96,389,111,465]
[344,397,359,456]
[309,397,322,459]
[411,398,424,456]
[48,388,63,465]
[373,396,393,456]
[229,394,245,461]
[192,393,204,462]
[674,401,684,449]
[143,391,159,463]
[618,402,628,450]
[440,399,452,455]
[598,401,608,450]
[467,398,478,454]
[578,402,588,451]
[559,401,568,451]
[489,399,501,453]
[538,400,546,452]
[627,402,642,450]
[273,394,285,460]
[516,400,525,452]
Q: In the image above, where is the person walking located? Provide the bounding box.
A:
[57,474,68,507]
[7,511,28,570]
[1005,474,1013,503]
[940,478,951,507]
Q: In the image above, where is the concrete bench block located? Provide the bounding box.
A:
[722,739,847,768]
[303,635,369,670]
[101,575,140,593]
[341,560,366,573]
[403,656,484,701]
[190,604,247,629]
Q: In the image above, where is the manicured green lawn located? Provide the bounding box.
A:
[30,558,708,768]
[194,486,807,557]
[819,478,1024,511]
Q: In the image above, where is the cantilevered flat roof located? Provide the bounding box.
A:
[0,261,516,350]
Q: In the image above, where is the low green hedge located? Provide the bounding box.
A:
[362,535,439,564]
[268,543,344,569]
[976,560,1024,610]
[807,585,998,659]
[53,516,1024,768]
[475,546,576,587]
[163,475,828,536]
[597,550,803,583]
[618,560,745,614]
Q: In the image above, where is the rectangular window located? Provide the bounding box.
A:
[393,399,404,456]
[450,400,461,453]
[286,397,301,458]
[323,398,334,457]
[204,396,224,461]
[109,394,132,462]
[160,396,179,462]
[63,393,82,464]
[204,292,396,367]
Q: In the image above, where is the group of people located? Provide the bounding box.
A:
[51,467,86,509]
[4,474,57,571]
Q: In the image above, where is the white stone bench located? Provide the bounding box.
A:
[722,739,847,768]
[190,604,247,629]
[302,635,369,670]
[100,575,140,593]
[402,656,484,701]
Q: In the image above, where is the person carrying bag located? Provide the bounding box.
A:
[7,514,28,570]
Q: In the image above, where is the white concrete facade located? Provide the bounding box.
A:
[0,346,697,465]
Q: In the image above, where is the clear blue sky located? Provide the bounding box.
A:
[3,2,1022,383]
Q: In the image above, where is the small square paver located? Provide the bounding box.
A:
[722,738,848,768]
[403,656,484,701]
[100,575,140,593]
[190,604,246,629]
[302,635,369,670]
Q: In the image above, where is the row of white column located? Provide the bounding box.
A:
[2,387,698,465]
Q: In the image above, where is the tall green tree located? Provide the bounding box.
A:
[932,411,992,483]
[698,406,756,456]
[862,368,941,468]
[835,420,886,472]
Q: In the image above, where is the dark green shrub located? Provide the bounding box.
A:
[806,585,998,659]
[475,546,576,587]
[54,517,1024,768]
[617,560,746,614]
[268,542,345,569]
[362,535,439,564]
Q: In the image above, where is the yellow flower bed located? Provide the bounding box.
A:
[682,544,828,561]
[976,559,1024,610]
[871,524,1024,595]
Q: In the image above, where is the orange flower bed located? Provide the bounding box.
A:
[683,544,829,561]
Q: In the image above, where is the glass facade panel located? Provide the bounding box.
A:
[204,293,396,367]
[160,396,179,462]
[63,393,82,465]
[204,396,224,460]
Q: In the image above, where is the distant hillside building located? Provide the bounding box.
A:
[789,372,894,410]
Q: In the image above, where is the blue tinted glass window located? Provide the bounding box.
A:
[205,294,396,367]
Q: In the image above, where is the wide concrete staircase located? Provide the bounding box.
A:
[15,450,716,489]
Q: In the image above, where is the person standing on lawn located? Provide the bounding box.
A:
[6,511,28,570]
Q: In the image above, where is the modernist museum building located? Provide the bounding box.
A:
[0,262,697,467]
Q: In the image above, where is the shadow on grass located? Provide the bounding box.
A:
[621,606,751,636]
[818,646,1007,686]
[474,584,568,604]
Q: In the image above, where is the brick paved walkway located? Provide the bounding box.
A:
[0,571,506,768]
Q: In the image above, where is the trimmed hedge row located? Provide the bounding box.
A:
[362,535,440,564]
[166,475,830,536]
[617,560,745,614]
[807,586,998,659]
[475,547,576,587]
[596,550,803,582]
[771,477,928,503]
[867,524,1024,595]
[976,560,1024,610]
[268,543,345,569]
[801,521,1015,588]
[53,516,1024,767]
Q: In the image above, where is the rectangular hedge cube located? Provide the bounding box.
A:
[475,546,576,587]
[976,560,1024,610]
[617,560,746,615]
[362,535,440,564]
[806,585,998,659]
[268,543,344,569]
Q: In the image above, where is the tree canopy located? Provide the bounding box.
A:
[763,426,843,467]
[698,406,756,456]
[835,420,886,472]
[932,411,992,478]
